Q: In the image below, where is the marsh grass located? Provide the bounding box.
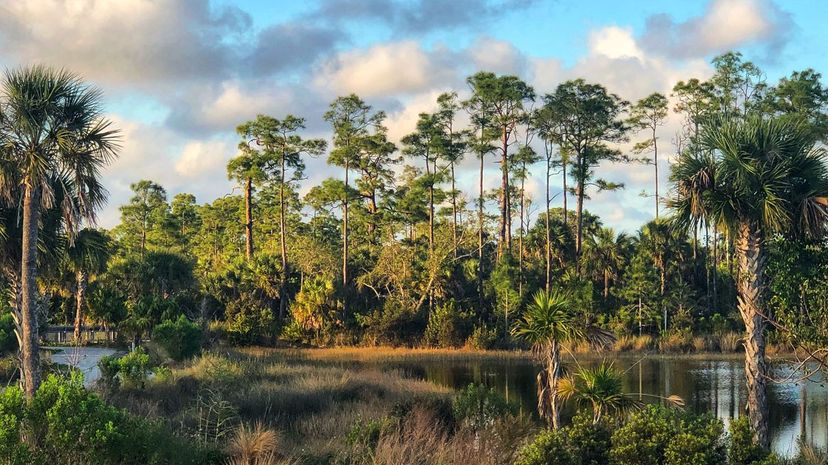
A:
[107,348,452,461]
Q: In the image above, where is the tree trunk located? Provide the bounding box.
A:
[653,126,659,219]
[545,155,552,291]
[562,156,568,225]
[736,222,770,449]
[342,160,350,318]
[499,125,510,258]
[604,269,610,300]
[21,184,42,399]
[279,157,289,320]
[451,163,458,258]
[74,270,88,344]
[244,177,254,260]
[519,165,525,298]
[575,171,584,276]
[478,133,485,316]
[548,341,562,429]
[427,153,434,249]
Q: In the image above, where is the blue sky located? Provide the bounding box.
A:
[0,0,826,231]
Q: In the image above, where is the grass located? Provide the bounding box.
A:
[106,348,454,462]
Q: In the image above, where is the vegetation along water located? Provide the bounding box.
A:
[1,48,828,464]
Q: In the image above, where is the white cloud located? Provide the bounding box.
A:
[315,41,458,97]
[641,0,792,59]
[589,26,644,60]
[175,140,235,178]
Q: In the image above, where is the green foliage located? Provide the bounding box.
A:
[610,406,725,465]
[98,348,153,390]
[466,324,499,350]
[452,383,517,431]
[0,374,219,465]
[423,300,471,348]
[567,412,612,465]
[513,428,574,465]
[0,312,17,354]
[728,417,771,465]
[153,315,203,361]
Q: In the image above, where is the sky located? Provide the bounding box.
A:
[0,0,826,232]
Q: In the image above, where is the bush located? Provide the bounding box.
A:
[452,383,516,431]
[728,417,770,465]
[1,374,220,465]
[568,411,612,465]
[610,406,724,465]
[513,428,574,465]
[98,348,153,390]
[423,301,471,348]
[153,315,203,361]
[465,324,498,350]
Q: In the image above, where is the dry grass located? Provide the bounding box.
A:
[107,348,452,462]
[226,422,282,465]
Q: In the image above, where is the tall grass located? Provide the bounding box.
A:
[107,349,452,461]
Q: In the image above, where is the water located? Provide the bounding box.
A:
[382,355,828,457]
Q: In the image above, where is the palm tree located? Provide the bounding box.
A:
[584,227,630,300]
[0,66,118,398]
[670,116,828,448]
[66,228,111,343]
[558,362,684,424]
[512,290,612,429]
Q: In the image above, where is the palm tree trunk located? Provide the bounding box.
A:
[244,176,254,260]
[74,270,88,344]
[279,157,289,320]
[604,270,610,300]
[736,222,770,449]
[548,341,562,429]
[20,184,42,399]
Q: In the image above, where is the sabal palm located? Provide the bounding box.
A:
[513,290,612,429]
[558,362,684,424]
[670,116,828,448]
[66,228,111,343]
[585,227,629,300]
[0,66,118,397]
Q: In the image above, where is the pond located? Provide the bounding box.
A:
[382,355,828,457]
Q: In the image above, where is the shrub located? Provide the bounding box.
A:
[452,383,516,431]
[153,315,203,361]
[513,428,574,465]
[610,406,724,465]
[98,348,153,390]
[728,417,770,465]
[611,407,675,465]
[568,411,611,465]
[2,374,221,465]
[465,324,498,350]
[423,301,471,348]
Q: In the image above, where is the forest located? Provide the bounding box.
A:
[1,50,828,464]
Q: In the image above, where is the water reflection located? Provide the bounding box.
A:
[385,356,828,457]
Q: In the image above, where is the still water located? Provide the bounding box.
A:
[383,356,828,456]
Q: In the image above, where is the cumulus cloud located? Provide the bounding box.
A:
[640,0,793,59]
[315,41,459,97]
[0,0,250,88]
[175,140,235,178]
